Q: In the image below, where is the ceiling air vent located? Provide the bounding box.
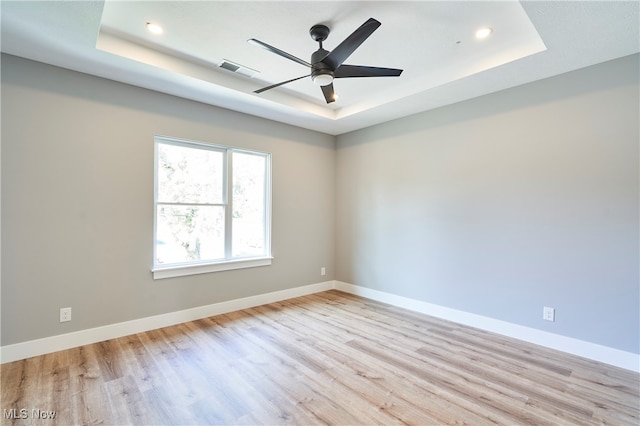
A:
[218,59,259,78]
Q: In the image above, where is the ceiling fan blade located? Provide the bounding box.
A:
[335,65,403,78]
[322,18,381,71]
[254,75,310,94]
[321,83,337,104]
[248,38,312,68]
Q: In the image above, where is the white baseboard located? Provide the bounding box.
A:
[335,281,639,372]
[0,281,334,364]
[3,280,638,372]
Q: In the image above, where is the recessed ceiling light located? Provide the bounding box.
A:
[475,27,493,39]
[146,22,163,35]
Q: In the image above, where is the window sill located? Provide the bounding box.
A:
[152,257,273,280]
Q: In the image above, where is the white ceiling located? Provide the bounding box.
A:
[1,1,638,135]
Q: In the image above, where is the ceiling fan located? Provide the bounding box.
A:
[249,18,403,104]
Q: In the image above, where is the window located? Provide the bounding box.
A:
[153,136,271,279]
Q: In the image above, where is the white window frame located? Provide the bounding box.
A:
[152,136,272,279]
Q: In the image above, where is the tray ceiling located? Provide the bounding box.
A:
[2,1,638,135]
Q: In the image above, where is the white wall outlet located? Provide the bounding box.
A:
[60,307,72,322]
[320,267,326,276]
[543,306,555,322]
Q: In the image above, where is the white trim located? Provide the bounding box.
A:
[3,280,638,372]
[335,281,640,372]
[152,256,273,279]
[0,281,333,364]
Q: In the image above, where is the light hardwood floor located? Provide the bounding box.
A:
[1,290,639,425]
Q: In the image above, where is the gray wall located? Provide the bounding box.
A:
[3,52,639,355]
[1,54,335,346]
[336,54,639,353]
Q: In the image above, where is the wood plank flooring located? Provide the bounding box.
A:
[1,290,638,425]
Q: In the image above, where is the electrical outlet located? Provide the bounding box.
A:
[320,267,326,276]
[543,306,555,322]
[60,307,72,323]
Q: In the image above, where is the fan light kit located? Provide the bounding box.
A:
[249,18,403,103]
[312,73,333,86]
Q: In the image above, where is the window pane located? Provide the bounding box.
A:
[232,152,266,257]
[156,205,225,265]
[157,143,224,204]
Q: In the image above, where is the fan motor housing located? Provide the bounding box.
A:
[311,48,333,81]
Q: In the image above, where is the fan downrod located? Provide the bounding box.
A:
[309,24,330,42]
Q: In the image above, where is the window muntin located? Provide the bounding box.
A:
[153,137,271,275]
